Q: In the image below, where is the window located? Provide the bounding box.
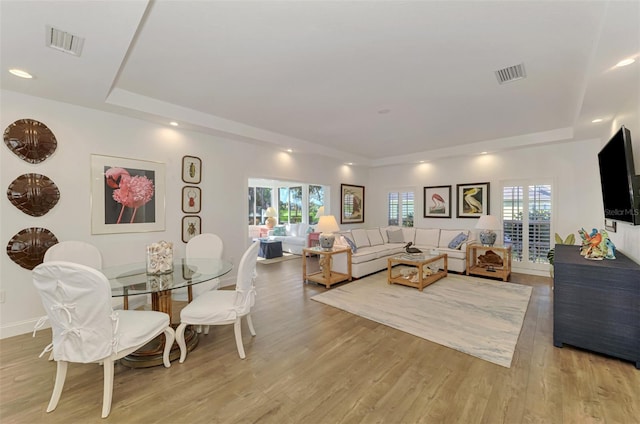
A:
[308,185,324,224]
[388,191,414,227]
[247,186,272,225]
[278,186,303,224]
[503,182,552,267]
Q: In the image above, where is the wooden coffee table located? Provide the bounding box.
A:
[387,253,448,291]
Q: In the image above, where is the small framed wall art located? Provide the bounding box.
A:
[182,186,201,213]
[182,155,202,184]
[456,182,490,218]
[424,185,451,218]
[182,215,201,243]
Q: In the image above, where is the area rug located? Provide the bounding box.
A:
[311,272,532,368]
[256,252,300,264]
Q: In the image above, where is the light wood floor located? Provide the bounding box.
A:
[1,257,638,423]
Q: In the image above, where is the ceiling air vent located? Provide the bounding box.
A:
[45,26,84,56]
[495,63,526,84]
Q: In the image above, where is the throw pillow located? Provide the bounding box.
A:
[367,229,384,246]
[387,229,405,243]
[273,226,286,236]
[343,236,357,253]
[448,232,469,249]
[306,226,315,234]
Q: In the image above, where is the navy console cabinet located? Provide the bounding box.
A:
[553,244,640,369]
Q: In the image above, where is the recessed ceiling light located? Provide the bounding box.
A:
[346,162,353,165]
[615,58,635,67]
[419,160,425,163]
[286,149,293,153]
[480,151,488,155]
[592,118,603,123]
[9,69,33,79]
[169,121,179,126]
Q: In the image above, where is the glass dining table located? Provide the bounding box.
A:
[103,258,233,368]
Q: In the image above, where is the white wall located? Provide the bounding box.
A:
[0,90,369,338]
[367,139,609,274]
[2,89,638,338]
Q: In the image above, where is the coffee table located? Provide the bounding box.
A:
[387,253,448,291]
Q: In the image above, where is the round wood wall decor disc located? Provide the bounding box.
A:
[7,173,60,217]
[6,227,58,270]
[3,119,57,164]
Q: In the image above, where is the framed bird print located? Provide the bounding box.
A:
[182,155,201,184]
[456,182,490,218]
[182,215,201,243]
[424,186,451,218]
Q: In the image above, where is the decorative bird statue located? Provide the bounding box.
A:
[405,242,422,254]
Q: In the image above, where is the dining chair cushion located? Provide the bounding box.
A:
[114,310,171,352]
[180,290,238,324]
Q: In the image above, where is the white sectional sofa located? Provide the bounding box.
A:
[266,222,313,255]
[332,226,476,278]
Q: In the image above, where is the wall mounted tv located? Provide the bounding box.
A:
[597,125,640,225]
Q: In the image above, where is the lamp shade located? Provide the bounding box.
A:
[316,215,340,233]
[475,215,501,230]
[265,207,277,217]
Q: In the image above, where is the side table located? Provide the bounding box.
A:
[466,243,512,281]
[308,232,320,248]
[302,246,352,288]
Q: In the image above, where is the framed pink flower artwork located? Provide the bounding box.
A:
[91,154,166,234]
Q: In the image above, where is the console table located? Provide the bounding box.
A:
[553,244,639,369]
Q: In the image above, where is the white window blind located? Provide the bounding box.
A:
[503,183,552,265]
[388,191,414,227]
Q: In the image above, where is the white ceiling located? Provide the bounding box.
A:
[1,1,638,166]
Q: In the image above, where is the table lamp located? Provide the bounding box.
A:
[475,214,502,246]
[316,215,340,250]
[265,207,277,229]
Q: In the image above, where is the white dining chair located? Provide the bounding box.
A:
[32,261,175,418]
[173,233,224,305]
[176,241,259,361]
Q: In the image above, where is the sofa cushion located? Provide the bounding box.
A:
[438,248,467,260]
[352,229,371,248]
[447,232,469,249]
[350,248,383,264]
[298,223,309,235]
[286,223,300,237]
[440,229,469,249]
[367,228,384,246]
[380,226,400,243]
[415,228,440,247]
[272,226,286,236]
[343,236,357,253]
[387,228,405,243]
[402,227,416,244]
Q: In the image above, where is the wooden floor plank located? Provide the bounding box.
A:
[1,257,638,423]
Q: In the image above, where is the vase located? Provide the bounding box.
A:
[146,240,173,275]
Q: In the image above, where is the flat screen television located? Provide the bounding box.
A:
[597,125,640,225]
